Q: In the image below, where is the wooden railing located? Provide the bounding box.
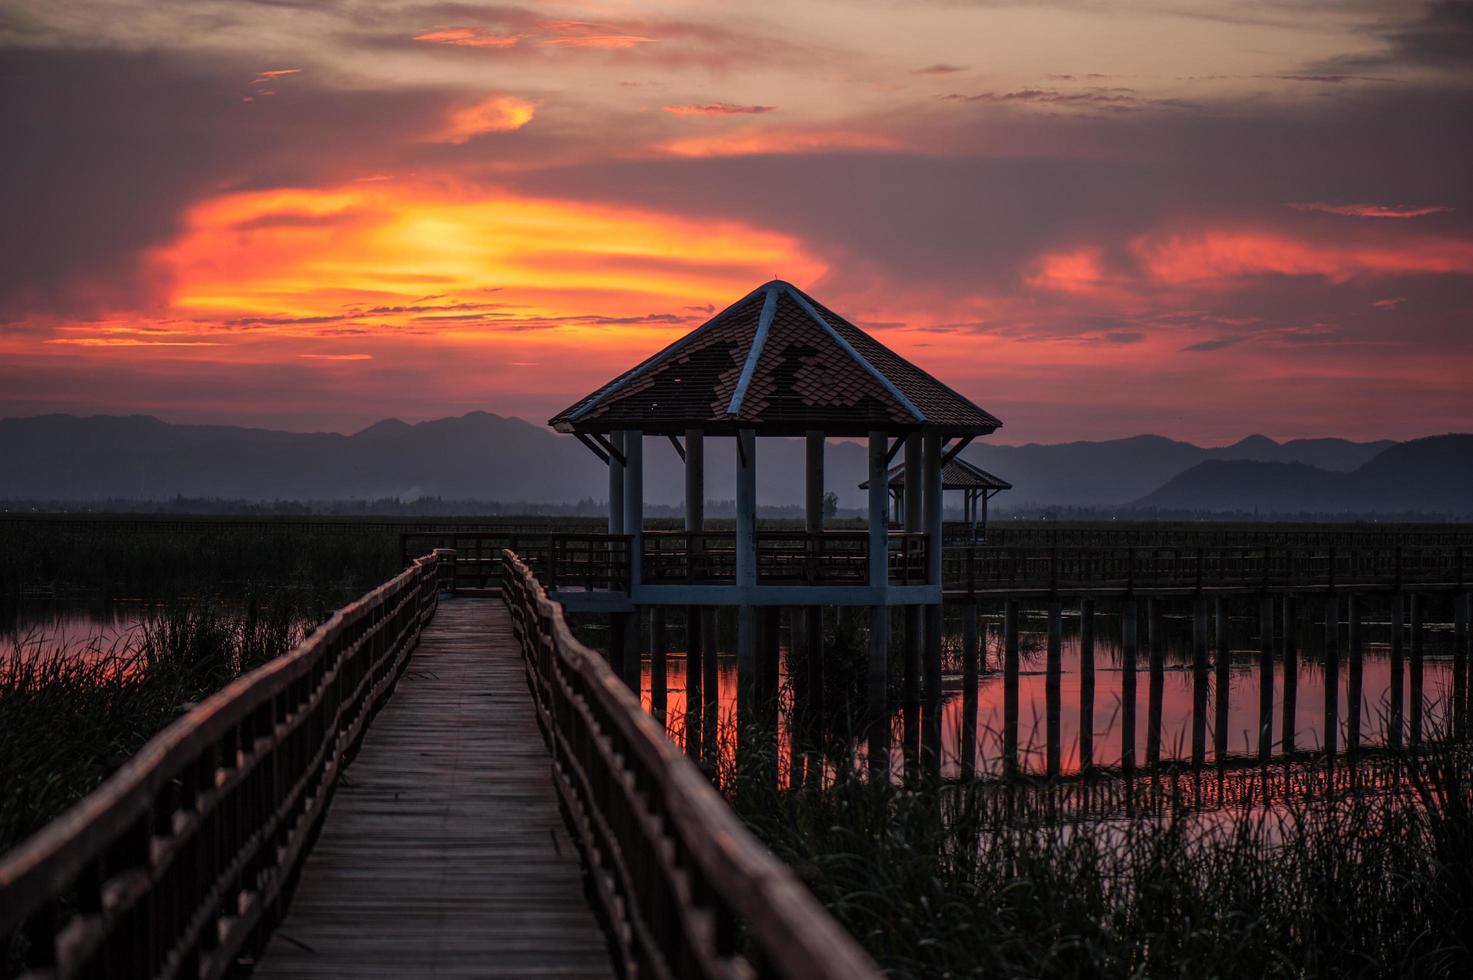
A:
[401,532,631,592]
[501,551,882,980]
[944,544,1473,594]
[0,551,450,980]
[641,530,927,586]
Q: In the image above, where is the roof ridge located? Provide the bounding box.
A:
[725,283,779,418]
[783,283,928,424]
[806,293,1003,430]
[562,281,771,424]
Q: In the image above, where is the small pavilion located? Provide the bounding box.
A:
[548,279,1001,765]
[861,456,1011,542]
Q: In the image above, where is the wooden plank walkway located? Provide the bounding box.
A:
[253,599,615,979]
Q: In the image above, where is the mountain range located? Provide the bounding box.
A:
[0,413,1465,517]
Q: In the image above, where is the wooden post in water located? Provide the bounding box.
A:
[1456,593,1470,741]
[702,608,719,762]
[684,427,705,762]
[1003,598,1020,777]
[1192,597,1208,770]
[803,430,826,770]
[1389,591,1405,749]
[1046,601,1062,778]
[1214,597,1229,767]
[1324,593,1339,759]
[685,607,703,761]
[1080,598,1096,774]
[962,603,980,781]
[1281,594,1297,755]
[902,434,923,778]
[622,430,645,692]
[1259,594,1274,763]
[1410,593,1423,748]
[1146,598,1164,769]
[1347,593,1363,756]
[922,432,945,784]
[735,428,757,739]
[866,431,891,778]
[651,606,667,725]
[758,607,781,786]
[1122,598,1138,775]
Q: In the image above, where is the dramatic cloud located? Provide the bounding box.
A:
[413,27,523,49]
[3,0,1471,441]
[432,94,536,143]
[1289,201,1453,219]
[663,103,779,116]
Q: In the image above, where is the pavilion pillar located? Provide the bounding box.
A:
[867,430,890,778]
[803,430,825,752]
[922,432,944,781]
[606,430,627,680]
[902,434,923,774]
[735,428,758,733]
[685,428,705,758]
[620,431,643,690]
[607,431,625,535]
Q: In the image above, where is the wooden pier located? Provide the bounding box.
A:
[251,600,614,980]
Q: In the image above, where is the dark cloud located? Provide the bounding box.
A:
[915,63,965,75]
[0,46,446,320]
[1182,336,1242,352]
[1324,0,1473,70]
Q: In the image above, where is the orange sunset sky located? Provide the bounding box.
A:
[2,0,1471,443]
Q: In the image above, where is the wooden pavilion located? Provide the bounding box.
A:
[862,456,1012,542]
[549,279,1002,767]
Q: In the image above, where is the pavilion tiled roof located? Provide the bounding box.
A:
[549,280,1002,437]
[860,456,1013,492]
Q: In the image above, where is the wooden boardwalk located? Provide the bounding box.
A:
[253,599,615,979]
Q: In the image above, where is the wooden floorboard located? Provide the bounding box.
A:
[253,599,615,980]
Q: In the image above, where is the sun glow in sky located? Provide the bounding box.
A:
[2,0,1471,440]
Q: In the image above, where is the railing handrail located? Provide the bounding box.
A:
[501,549,882,980]
[0,551,448,976]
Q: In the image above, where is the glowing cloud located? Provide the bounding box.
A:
[432,95,536,144]
[1135,230,1473,284]
[1289,202,1453,219]
[540,21,654,48]
[657,127,897,158]
[663,103,778,116]
[413,27,523,49]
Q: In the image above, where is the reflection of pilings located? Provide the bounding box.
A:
[1282,594,1298,755]
[1080,598,1096,774]
[1410,594,1424,748]
[1146,598,1164,769]
[1192,597,1208,769]
[962,603,980,782]
[1003,599,1020,778]
[1390,592,1405,748]
[1259,595,1274,762]
[903,606,922,778]
[1121,598,1139,775]
[956,750,1428,825]
[685,606,702,761]
[702,609,718,762]
[1324,594,1339,759]
[804,606,824,742]
[1456,593,1470,741]
[868,604,889,779]
[609,612,628,684]
[1347,594,1364,756]
[1046,601,1062,778]
[651,606,667,724]
[1214,597,1229,767]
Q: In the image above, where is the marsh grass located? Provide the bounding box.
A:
[726,724,1473,979]
[0,594,305,853]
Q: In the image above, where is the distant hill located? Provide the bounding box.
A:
[963,433,1395,508]
[0,412,1433,514]
[1136,435,1473,516]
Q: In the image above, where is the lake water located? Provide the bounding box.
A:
[637,603,1464,782]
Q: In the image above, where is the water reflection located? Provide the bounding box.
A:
[636,600,1464,785]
